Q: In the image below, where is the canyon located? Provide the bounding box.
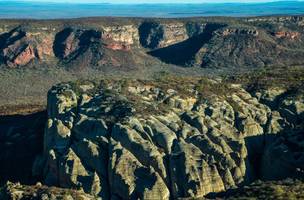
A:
[0,16,304,70]
[0,16,304,199]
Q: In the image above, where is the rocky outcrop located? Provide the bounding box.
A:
[273,31,300,40]
[215,28,259,36]
[105,42,130,51]
[29,78,303,199]
[103,25,139,46]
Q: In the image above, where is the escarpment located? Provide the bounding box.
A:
[1,16,304,70]
[53,28,104,68]
[0,27,38,67]
[14,75,301,200]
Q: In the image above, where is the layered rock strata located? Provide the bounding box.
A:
[1,16,304,69]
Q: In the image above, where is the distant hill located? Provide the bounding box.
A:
[1,16,304,70]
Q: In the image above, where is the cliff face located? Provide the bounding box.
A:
[1,16,304,70]
[0,16,304,200]
[23,75,302,199]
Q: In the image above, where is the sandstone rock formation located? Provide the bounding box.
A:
[53,28,103,67]
[274,31,300,39]
[0,27,38,67]
[138,21,188,49]
[103,25,139,46]
[29,77,303,199]
[1,16,304,69]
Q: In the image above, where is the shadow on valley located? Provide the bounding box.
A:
[148,23,225,67]
[0,111,46,185]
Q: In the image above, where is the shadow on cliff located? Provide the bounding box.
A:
[0,111,46,185]
[53,27,74,59]
[204,133,274,199]
[0,27,27,65]
[0,27,26,50]
[206,128,302,199]
[139,21,165,49]
[148,23,225,67]
[243,133,279,182]
[53,28,103,70]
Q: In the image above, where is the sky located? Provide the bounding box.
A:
[4,0,298,4]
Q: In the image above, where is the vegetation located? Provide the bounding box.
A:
[226,66,304,91]
[214,179,304,200]
[61,66,304,119]
[0,182,94,200]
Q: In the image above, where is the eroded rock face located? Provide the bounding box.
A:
[0,28,38,67]
[274,31,300,40]
[32,79,304,199]
[138,21,189,49]
[103,25,139,46]
[148,22,225,67]
[0,17,304,69]
[162,23,189,47]
[0,26,57,67]
[53,28,103,66]
[215,28,259,36]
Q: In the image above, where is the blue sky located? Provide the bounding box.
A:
[5,0,297,4]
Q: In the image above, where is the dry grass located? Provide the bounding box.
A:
[219,179,304,200]
[64,66,304,118]
[0,183,95,200]
[226,66,304,92]
[0,104,45,116]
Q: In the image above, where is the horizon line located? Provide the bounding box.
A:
[3,0,304,5]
